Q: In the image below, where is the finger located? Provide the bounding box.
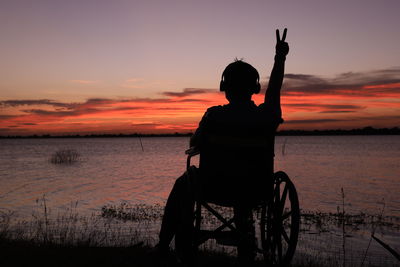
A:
[276,29,280,42]
[282,28,287,42]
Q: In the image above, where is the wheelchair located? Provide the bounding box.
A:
[184,139,300,266]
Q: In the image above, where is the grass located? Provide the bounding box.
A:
[50,149,80,164]
[1,198,399,267]
[101,202,164,222]
[2,198,147,248]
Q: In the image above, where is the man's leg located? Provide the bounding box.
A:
[175,167,199,264]
[158,167,198,259]
[158,173,187,249]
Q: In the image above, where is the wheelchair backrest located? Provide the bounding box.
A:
[198,120,276,203]
[200,132,275,177]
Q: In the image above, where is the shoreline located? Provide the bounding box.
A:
[1,204,399,267]
[1,127,399,138]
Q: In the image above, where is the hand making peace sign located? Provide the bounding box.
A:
[275,28,289,58]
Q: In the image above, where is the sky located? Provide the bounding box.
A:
[0,0,399,135]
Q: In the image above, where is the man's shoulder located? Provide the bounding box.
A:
[206,105,224,113]
[204,105,225,117]
[207,102,259,111]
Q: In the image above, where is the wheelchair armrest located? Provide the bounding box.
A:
[186,147,200,170]
[185,147,200,156]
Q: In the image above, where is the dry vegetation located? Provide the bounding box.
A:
[50,149,80,164]
[1,197,399,267]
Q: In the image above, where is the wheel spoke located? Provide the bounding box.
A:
[282,210,292,220]
[260,206,267,250]
[280,184,288,213]
[261,172,300,266]
[277,232,282,262]
[281,227,290,244]
[274,182,281,205]
[271,236,276,262]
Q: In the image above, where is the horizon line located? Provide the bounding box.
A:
[1,126,399,138]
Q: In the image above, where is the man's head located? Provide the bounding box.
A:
[220,60,260,102]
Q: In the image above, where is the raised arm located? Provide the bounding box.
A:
[264,28,289,117]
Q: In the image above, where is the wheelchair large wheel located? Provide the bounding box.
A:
[260,171,300,266]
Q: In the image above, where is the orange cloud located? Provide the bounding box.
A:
[1,67,400,135]
[0,93,219,135]
[363,82,400,89]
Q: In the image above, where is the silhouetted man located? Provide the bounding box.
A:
[157,28,289,266]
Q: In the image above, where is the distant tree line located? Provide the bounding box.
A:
[0,132,193,139]
[276,126,400,136]
[1,127,399,138]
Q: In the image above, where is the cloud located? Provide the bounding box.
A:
[283,103,363,109]
[283,67,400,97]
[319,110,355,114]
[0,94,212,125]
[175,98,211,103]
[131,122,162,128]
[284,119,345,124]
[162,88,215,97]
[19,102,143,118]
[0,115,18,119]
[284,74,326,83]
[0,128,12,132]
[282,103,365,113]
[21,109,80,116]
[0,99,73,108]
[1,67,400,135]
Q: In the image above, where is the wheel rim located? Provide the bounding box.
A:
[260,171,300,265]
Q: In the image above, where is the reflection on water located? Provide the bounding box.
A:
[1,136,399,265]
[0,136,399,219]
[274,135,400,217]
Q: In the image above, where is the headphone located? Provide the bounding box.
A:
[219,66,261,94]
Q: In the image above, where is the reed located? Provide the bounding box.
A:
[50,149,80,164]
[1,198,144,247]
[341,188,346,267]
[1,199,399,266]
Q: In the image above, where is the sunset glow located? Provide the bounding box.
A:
[1,72,399,135]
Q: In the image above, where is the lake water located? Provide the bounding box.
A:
[1,136,399,265]
[1,136,399,219]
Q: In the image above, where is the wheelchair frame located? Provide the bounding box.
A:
[185,147,300,266]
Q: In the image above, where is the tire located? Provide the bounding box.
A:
[260,171,300,266]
